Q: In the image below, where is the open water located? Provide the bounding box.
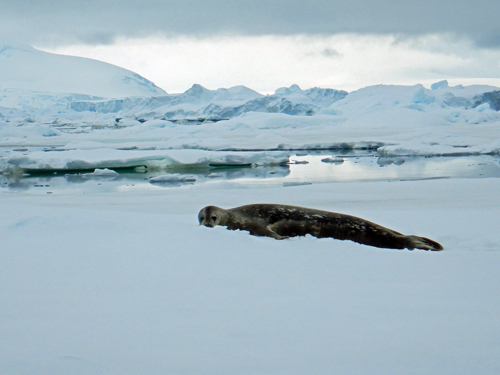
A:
[1,149,499,194]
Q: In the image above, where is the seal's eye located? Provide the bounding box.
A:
[211,216,217,221]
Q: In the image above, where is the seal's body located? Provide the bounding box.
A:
[198,204,443,251]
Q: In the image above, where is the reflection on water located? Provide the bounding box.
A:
[280,153,500,184]
[1,152,500,194]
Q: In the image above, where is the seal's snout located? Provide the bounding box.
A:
[203,222,215,228]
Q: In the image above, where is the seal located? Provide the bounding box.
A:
[198,204,443,251]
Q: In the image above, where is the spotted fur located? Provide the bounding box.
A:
[198,204,443,251]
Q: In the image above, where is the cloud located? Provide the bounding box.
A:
[476,31,500,48]
[2,0,500,48]
[43,34,500,94]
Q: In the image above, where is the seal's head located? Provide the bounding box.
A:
[198,206,225,227]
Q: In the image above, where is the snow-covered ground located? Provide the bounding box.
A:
[1,43,500,374]
[1,177,499,375]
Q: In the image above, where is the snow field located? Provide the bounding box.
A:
[1,177,499,374]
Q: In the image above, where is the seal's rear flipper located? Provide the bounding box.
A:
[407,235,443,251]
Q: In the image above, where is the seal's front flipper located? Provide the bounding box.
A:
[261,225,289,240]
[246,224,288,239]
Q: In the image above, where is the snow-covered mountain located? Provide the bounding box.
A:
[68,84,265,117]
[0,43,166,97]
[321,81,500,117]
[68,83,348,120]
[2,43,499,129]
[0,43,348,122]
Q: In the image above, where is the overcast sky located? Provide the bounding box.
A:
[2,0,500,93]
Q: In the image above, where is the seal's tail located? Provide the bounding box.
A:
[407,235,443,251]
